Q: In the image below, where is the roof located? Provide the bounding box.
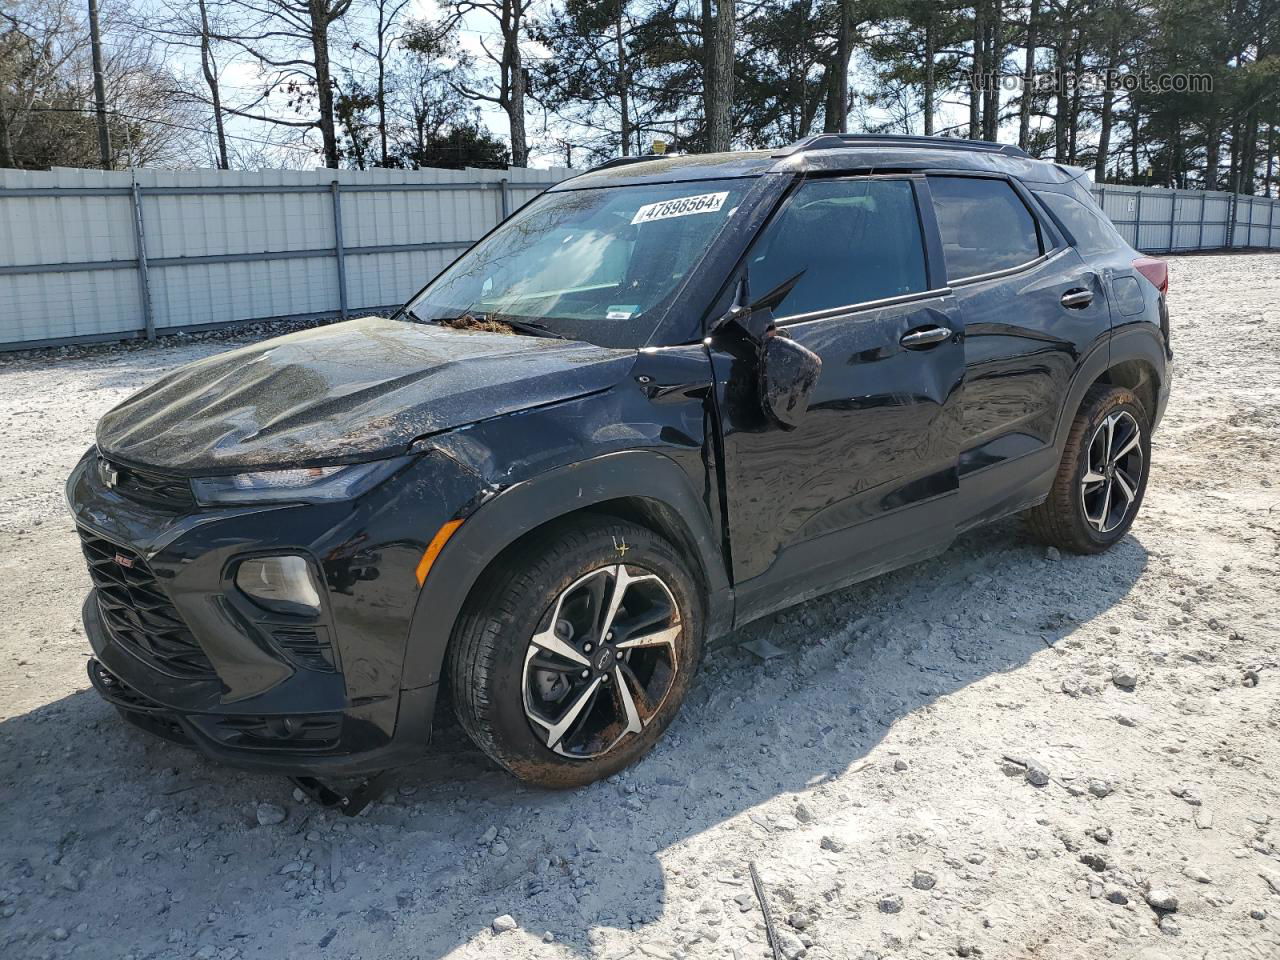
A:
[550,135,1081,191]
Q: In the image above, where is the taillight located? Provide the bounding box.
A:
[1132,257,1169,295]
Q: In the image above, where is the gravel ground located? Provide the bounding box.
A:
[1,252,1278,960]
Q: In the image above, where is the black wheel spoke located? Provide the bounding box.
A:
[1079,410,1143,534]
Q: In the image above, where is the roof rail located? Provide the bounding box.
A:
[776,133,1031,159]
[587,154,671,173]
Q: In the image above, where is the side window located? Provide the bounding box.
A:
[928,176,1043,281]
[747,178,929,319]
[1035,189,1127,256]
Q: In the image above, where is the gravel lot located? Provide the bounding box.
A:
[1,251,1278,960]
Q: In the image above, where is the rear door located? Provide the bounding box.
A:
[708,175,966,624]
[926,173,1112,526]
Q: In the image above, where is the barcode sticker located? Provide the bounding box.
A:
[631,191,729,225]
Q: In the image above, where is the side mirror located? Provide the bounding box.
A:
[759,330,821,430]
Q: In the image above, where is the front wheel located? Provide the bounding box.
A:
[1026,385,1152,554]
[446,518,704,788]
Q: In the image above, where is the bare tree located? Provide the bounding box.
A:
[347,0,412,166]
[441,0,531,166]
[137,0,232,167]
[212,0,357,168]
[1,0,200,169]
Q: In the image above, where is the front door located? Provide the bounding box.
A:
[707,175,965,625]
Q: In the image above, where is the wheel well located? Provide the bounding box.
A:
[432,497,714,724]
[471,496,713,596]
[1093,358,1159,423]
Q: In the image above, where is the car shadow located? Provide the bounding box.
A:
[0,517,1148,958]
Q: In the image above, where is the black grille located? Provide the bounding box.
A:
[78,529,217,680]
[204,714,342,751]
[99,456,194,509]
[272,628,336,672]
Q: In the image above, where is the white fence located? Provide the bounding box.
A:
[0,166,572,350]
[1089,182,1280,253]
[0,167,1277,350]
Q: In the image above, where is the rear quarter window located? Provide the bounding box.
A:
[928,176,1043,281]
[1035,189,1128,257]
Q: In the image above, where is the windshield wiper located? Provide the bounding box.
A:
[499,318,567,339]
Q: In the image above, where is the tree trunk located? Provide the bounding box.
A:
[1094,15,1120,181]
[923,8,935,135]
[1227,114,1241,194]
[309,0,340,168]
[507,60,527,166]
[500,0,528,166]
[826,0,852,133]
[1129,111,1139,181]
[1264,123,1275,197]
[88,0,113,169]
[198,0,229,169]
[0,87,14,168]
[702,0,735,150]
[1018,0,1038,149]
[376,6,389,167]
[1205,119,1221,189]
[968,0,982,139]
[1053,38,1068,162]
[1240,106,1259,195]
[982,0,1001,141]
[1067,35,1082,164]
[616,3,631,155]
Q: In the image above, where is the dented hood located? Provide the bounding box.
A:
[96,316,635,474]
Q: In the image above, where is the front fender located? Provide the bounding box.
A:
[399,449,732,690]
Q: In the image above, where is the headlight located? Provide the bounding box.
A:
[236,555,322,617]
[192,458,407,505]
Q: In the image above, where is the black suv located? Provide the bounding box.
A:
[68,135,1171,794]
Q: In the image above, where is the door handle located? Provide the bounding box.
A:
[899,325,952,349]
[1060,288,1094,309]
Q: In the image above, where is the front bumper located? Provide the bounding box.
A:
[67,447,484,777]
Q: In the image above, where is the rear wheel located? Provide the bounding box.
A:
[1026,385,1151,554]
[446,518,703,788]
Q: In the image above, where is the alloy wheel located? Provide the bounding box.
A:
[1080,410,1144,534]
[522,564,681,759]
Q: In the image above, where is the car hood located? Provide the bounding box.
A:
[96,316,635,475]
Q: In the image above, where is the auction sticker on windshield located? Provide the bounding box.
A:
[631,191,729,225]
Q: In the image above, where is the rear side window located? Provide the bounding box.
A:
[1035,189,1127,256]
[928,176,1043,280]
[747,178,929,318]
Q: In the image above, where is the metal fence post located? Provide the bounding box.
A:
[129,180,155,340]
[1268,197,1277,249]
[1133,190,1143,250]
[1197,192,1206,250]
[1168,190,1178,252]
[499,177,510,219]
[1226,191,1237,249]
[330,180,349,320]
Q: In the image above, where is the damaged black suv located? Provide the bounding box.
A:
[68,135,1171,797]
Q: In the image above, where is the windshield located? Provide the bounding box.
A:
[401,178,753,348]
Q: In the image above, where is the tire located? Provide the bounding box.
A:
[445,517,705,788]
[1026,384,1151,554]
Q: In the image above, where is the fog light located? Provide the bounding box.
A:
[236,555,322,617]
